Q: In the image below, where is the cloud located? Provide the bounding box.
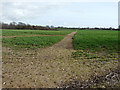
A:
[1,1,117,28]
[1,0,118,2]
[118,1,120,26]
[1,2,62,23]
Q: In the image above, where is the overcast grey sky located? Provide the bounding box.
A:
[118,1,120,27]
[1,1,118,28]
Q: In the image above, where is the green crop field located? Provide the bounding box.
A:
[2,36,64,49]
[72,30,119,61]
[2,29,74,36]
[2,29,73,49]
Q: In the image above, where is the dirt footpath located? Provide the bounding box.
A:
[53,31,77,49]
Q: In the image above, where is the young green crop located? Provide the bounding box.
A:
[72,30,119,61]
[73,30,119,52]
[2,29,74,36]
[2,36,64,49]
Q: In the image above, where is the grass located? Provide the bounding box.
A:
[2,36,64,49]
[2,29,73,49]
[72,30,119,61]
[73,30,119,52]
[2,29,74,36]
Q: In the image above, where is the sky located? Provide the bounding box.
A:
[1,1,118,28]
[118,1,120,26]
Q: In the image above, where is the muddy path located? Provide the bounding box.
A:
[53,31,77,49]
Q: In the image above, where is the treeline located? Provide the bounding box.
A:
[0,22,56,30]
[57,27,119,31]
[0,22,119,31]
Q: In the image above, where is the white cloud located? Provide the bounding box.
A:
[1,0,119,2]
[0,1,117,28]
[1,2,62,23]
[118,1,120,26]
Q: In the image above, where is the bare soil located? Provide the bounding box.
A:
[2,31,119,88]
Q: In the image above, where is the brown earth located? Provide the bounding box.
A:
[2,31,119,88]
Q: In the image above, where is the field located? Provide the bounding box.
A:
[73,30,118,51]
[3,36,64,49]
[2,29,119,88]
[2,29,74,36]
[72,30,119,61]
